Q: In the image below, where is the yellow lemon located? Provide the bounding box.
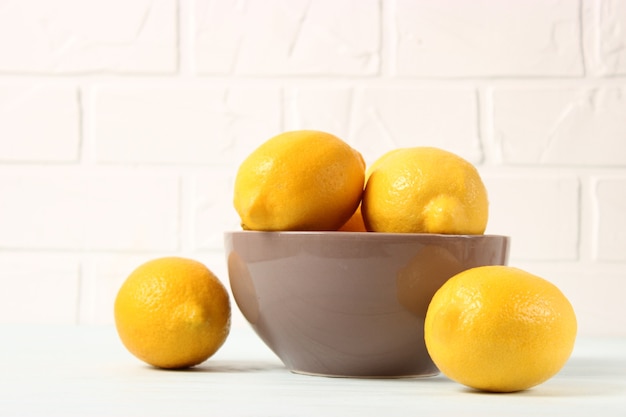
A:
[362,147,488,234]
[114,257,231,369]
[234,130,365,231]
[424,265,577,392]
[338,204,367,232]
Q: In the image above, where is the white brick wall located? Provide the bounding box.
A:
[0,84,80,161]
[0,0,625,336]
[394,0,583,77]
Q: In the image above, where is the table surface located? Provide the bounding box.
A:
[1,324,625,417]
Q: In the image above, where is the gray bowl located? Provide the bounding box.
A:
[224,231,509,378]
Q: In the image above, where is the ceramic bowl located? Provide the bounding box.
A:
[224,231,509,378]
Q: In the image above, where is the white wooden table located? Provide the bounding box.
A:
[1,325,624,417]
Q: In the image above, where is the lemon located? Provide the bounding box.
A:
[114,257,231,369]
[338,204,367,232]
[234,130,365,231]
[424,265,577,392]
[362,147,488,234]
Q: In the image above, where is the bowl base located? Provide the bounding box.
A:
[289,368,440,379]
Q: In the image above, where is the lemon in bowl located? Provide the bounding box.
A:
[362,147,488,234]
[233,130,365,232]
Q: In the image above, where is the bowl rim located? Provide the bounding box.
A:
[224,230,510,240]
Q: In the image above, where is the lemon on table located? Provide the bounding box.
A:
[424,265,577,392]
[362,147,488,234]
[233,130,365,231]
[114,257,231,369]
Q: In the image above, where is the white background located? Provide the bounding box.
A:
[0,0,625,336]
